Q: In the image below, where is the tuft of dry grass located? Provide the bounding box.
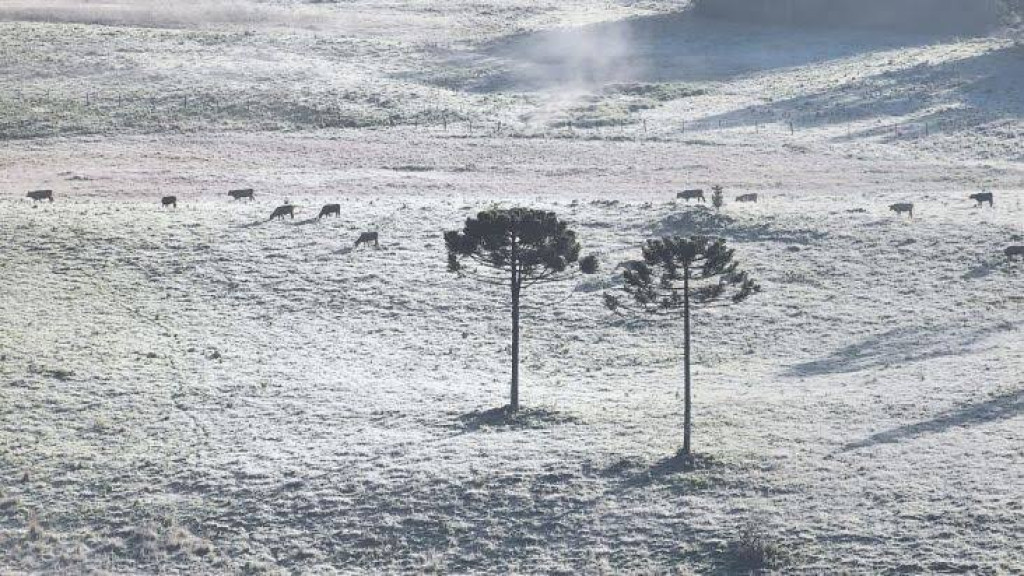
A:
[26,512,43,542]
[729,517,787,571]
[164,525,213,557]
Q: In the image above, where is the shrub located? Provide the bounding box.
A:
[730,519,786,571]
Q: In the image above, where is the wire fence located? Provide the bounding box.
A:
[0,88,1013,144]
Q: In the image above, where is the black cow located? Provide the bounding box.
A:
[969,192,994,208]
[890,203,914,218]
[27,190,53,202]
[1005,246,1024,259]
[677,189,705,202]
[228,188,255,201]
[318,204,341,219]
[736,193,759,203]
[161,196,177,208]
[355,231,379,247]
[269,205,295,220]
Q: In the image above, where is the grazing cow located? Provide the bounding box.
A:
[969,192,994,208]
[889,203,914,218]
[269,205,295,220]
[355,231,379,247]
[1006,246,1024,259]
[228,188,255,201]
[161,196,177,208]
[318,204,341,219]
[736,193,759,203]
[677,189,705,203]
[27,190,53,202]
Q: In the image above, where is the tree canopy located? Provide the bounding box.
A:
[446,207,596,284]
[446,207,596,412]
[605,235,758,456]
[605,236,758,315]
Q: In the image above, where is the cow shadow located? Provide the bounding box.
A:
[843,388,1024,451]
[962,259,1000,279]
[289,218,320,227]
[962,251,1018,279]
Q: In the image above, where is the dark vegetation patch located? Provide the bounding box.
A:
[602,82,708,101]
[725,516,790,573]
[458,406,580,431]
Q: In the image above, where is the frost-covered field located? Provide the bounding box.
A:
[1,1,1023,574]
[2,130,1021,574]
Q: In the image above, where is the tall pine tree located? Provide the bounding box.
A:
[446,208,598,412]
[605,236,758,456]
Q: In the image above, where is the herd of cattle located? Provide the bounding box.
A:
[676,188,759,203]
[25,187,380,247]
[672,188,1020,258]
[21,187,1024,258]
[885,192,995,219]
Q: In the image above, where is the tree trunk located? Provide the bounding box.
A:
[683,268,692,456]
[510,259,521,413]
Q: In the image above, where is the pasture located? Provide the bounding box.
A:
[1,0,1023,572]
[1,130,1021,573]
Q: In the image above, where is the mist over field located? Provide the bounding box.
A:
[0,0,317,29]
[1,0,1022,574]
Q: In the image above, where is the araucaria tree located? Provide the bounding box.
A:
[711,185,725,210]
[445,208,597,412]
[604,236,758,456]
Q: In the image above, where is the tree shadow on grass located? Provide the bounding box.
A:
[617,451,722,489]
[458,405,580,431]
[843,389,1024,451]
[784,321,1018,377]
[187,443,747,573]
[651,206,828,245]
[692,45,1024,142]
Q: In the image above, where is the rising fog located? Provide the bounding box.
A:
[0,0,315,29]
